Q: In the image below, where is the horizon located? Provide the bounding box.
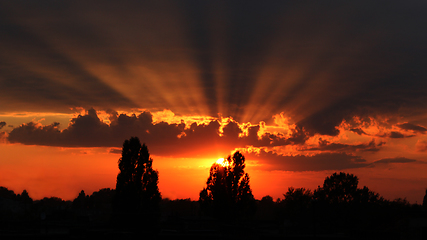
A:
[1,1,427,204]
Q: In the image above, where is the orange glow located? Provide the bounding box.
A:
[2,110,427,203]
[0,142,427,203]
[0,144,118,200]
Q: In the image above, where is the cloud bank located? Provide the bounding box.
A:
[4,108,425,172]
[0,1,427,139]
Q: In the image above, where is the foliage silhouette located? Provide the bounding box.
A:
[354,186,384,204]
[314,172,359,204]
[113,137,161,231]
[283,187,312,204]
[423,189,427,210]
[0,169,426,238]
[277,187,313,232]
[19,189,33,204]
[199,151,256,220]
[310,172,392,235]
[72,190,89,211]
[0,186,18,200]
[256,195,276,221]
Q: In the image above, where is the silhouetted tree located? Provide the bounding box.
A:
[279,187,313,231]
[260,195,274,205]
[256,195,278,221]
[0,186,17,200]
[90,188,115,209]
[283,187,313,205]
[86,188,115,223]
[423,189,427,210]
[314,172,359,204]
[199,151,256,220]
[354,186,384,204]
[113,137,161,231]
[73,190,90,211]
[18,189,33,204]
[313,172,390,235]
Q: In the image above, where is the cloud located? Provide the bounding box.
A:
[244,150,421,172]
[8,109,179,149]
[0,122,8,143]
[376,131,415,139]
[350,128,366,135]
[304,138,384,153]
[6,107,425,171]
[246,150,369,172]
[397,123,427,134]
[6,108,301,156]
[389,131,406,139]
[109,148,122,154]
[373,157,417,164]
[0,1,426,131]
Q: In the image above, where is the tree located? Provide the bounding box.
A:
[19,189,33,204]
[354,186,384,204]
[314,172,359,204]
[423,189,427,210]
[279,187,313,229]
[199,151,256,220]
[283,187,313,205]
[72,190,90,211]
[113,137,161,230]
[312,172,389,234]
[0,186,17,200]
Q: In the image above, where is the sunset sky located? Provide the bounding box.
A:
[1,1,427,203]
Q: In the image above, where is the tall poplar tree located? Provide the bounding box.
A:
[113,137,161,230]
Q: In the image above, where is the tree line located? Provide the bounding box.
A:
[1,136,427,238]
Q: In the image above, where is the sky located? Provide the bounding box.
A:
[1,1,427,203]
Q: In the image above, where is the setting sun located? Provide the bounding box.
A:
[216,158,229,167]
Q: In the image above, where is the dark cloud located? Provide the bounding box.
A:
[389,132,406,139]
[109,148,122,154]
[373,157,418,164]
[350,128,366,135]
[397,123,427,134]
[8,109,180,150]
[377,131,415,139]
[245,151,421,172]
[280,1,427,136]
[246,150,368,172]
[305,138,384,153]
[0,121,6,129]
[0,1,426,134]
[6,109,296,156]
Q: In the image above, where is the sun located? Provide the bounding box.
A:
[216,158,229,167]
